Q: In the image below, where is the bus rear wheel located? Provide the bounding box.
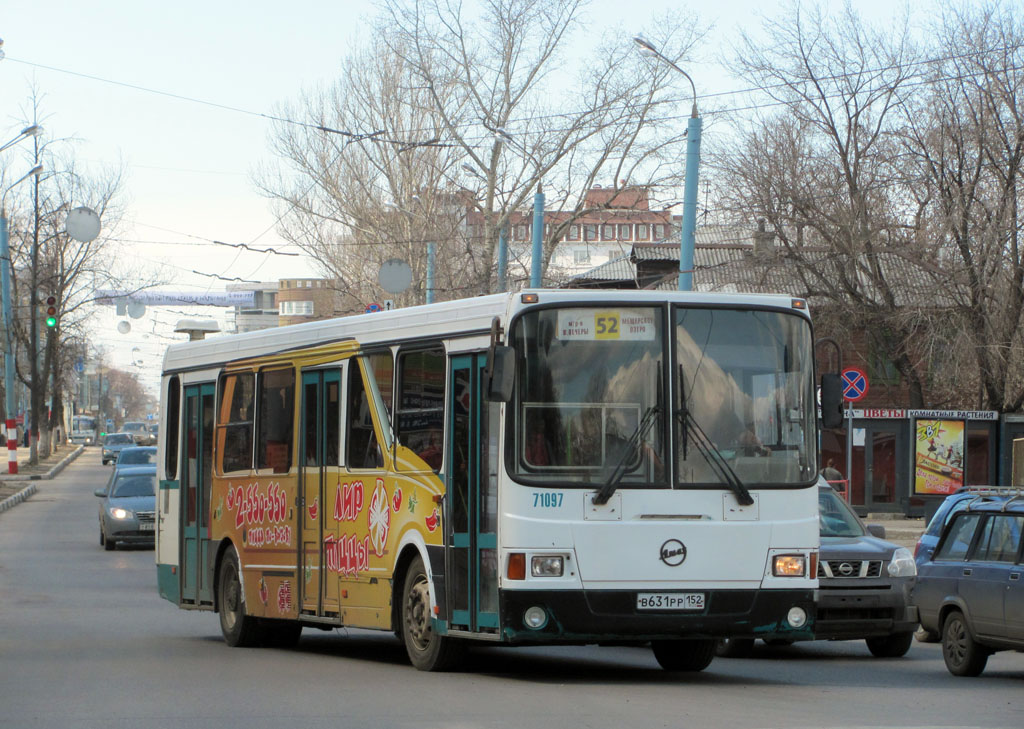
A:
[652,639,717,672]
[218,546,263,647]
[401,555,463,671]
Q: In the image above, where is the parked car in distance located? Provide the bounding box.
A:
[101,433,136,465]
[912,493,1023,676]
[115,446,157,466]
[94,465,157,550]
[718,480,918,658]
[121,420,154,446]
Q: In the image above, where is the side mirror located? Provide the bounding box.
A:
[94,488,107,498]
[485,345,515,403]
[866,524,887,539]
[820,374,844,429]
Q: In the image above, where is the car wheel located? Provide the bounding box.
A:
[103,531,116,551]
[942,610,989,677]
[715,637,755,658]
[99,529,105,547]
[866,632,913,658]
[218,546,263,647]
[652,639,717,671]
[914,625,939,643]
[763,638,795,647]
[400,555,464,671]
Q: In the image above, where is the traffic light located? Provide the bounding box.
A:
[45,296,57,328]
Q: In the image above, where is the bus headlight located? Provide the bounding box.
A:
[531,556,564,577]
[524,606,548,629]
[772,554,807,577]
[787,606,808,629]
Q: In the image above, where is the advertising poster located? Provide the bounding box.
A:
[914,419,965,495]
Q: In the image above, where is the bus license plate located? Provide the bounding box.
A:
[636,593,705,611]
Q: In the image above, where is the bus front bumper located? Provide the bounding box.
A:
[499,588,816,643]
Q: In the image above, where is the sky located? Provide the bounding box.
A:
[0,0,905,397]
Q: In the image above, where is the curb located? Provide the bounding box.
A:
[0,483,38,514]
[0,446,84,514]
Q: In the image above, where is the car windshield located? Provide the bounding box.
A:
[112,474,155,498]
[675,307,817,486]
[118,448,156,464]
[510,306,666,486]
[106,434,133,445]
[819,487,865,538]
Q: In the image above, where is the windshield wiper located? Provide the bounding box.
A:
[592,405,660,506]
[674,408,755,507]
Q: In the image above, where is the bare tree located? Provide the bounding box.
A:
[4,93,126,461]
[260,0,704,301]
[899,2,1024,411]
[716,1,941,405]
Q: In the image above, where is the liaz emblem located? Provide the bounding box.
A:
[659,539,687,566]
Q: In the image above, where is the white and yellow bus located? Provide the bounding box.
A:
[156,289,836,671]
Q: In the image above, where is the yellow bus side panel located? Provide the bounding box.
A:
[212,452,443,631]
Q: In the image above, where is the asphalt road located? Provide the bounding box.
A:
[1,454,1021,729]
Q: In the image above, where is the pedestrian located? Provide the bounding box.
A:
[821,458,843,488]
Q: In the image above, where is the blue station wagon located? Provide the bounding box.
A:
[912,493,1024,676]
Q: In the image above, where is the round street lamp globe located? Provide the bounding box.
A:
[378,258,412,294]
[66,206,101,243]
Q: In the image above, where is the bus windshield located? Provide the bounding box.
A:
[511,306,666,486]
[675,307,816,486]
[73,416,96,431]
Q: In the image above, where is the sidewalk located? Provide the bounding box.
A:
[862,512,927,549]
[0,444,85,514]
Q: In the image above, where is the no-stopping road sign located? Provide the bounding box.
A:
[841,367,869,402]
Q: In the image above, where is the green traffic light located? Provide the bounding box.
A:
[45,316,57,328]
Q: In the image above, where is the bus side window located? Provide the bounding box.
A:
[219,372,255,473]
[347,361,382,469]
[257,368,295,474]
[165,376,180,481]
[396,347,445,472]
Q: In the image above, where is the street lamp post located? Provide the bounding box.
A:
[0,150,44,474]
[634,36,701,292]
[489,127,547,289]
[531,183,544,289]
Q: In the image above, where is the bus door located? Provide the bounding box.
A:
[181,383,215,606]
[448,354,499,632]
[299,368,342,616]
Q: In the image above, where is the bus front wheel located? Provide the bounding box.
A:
[400,555,463,671]
[218,546,263,647]
[651,639,717,672]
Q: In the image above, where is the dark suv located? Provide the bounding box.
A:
[912,494,1024,676]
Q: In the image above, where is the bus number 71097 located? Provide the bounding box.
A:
[532,492,564,508]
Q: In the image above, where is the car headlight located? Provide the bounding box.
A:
[887,547,917,577]
[110,507,132,520]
